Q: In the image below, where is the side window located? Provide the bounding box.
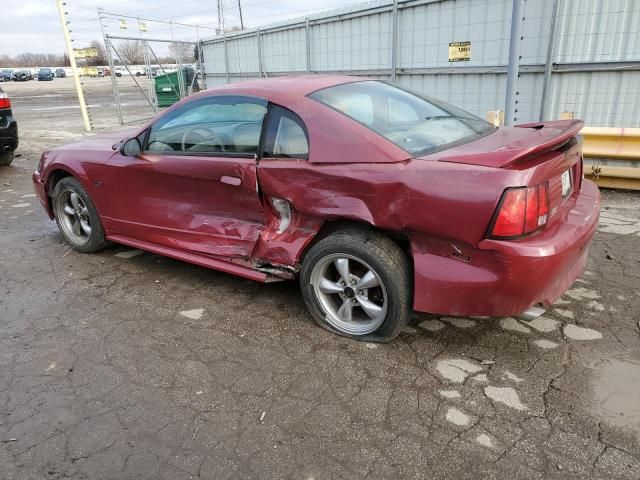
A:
[263,106,309,159]
[146,96,267,155]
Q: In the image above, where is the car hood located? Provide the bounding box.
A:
[423,119,583,168]
[54,127,139,152]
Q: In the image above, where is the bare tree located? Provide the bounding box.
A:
[117,40,145,65]
[0,52,69,68]
[87,40,107,66]
[168,42,195,63]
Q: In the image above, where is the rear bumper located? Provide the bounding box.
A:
[412,179,601,316]
[32,170,54,219]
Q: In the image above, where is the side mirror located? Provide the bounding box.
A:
[120,138,142,156]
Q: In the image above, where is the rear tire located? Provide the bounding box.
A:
[52,177,107,253]
[300,228,411,342]
[0,151,14,166]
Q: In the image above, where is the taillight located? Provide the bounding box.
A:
[0,92,10,109]
[489,183,549,238]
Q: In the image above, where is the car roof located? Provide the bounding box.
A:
[199,75,368,101]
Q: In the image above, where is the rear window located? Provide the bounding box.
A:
[310,80,495,156]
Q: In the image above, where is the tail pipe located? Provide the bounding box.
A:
[2,146,10,152]
[517,306,546,322]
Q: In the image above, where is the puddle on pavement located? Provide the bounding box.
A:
[591,357,640,438]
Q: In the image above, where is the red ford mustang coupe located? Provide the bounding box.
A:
[33,76,600,341]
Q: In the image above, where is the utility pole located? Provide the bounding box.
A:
[56,0,91,131]
[238,0,244,30]
[217,0,222,34]
[97,8,123,125]
[504,0,524,126]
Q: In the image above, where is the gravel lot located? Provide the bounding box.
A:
[1,78,640,479]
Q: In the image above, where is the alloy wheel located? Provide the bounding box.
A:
[57,189,92,245]
[310,253,388,335]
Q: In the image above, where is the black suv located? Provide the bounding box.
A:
[0,87,18,166]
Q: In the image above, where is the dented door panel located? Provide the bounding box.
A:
[103,152,266,258]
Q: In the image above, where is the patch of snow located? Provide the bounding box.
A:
[445,407,470,426]
[180,308,204,320]
[418,319,446,332]
[442,317,476,329]
[564,324,602,341]
[500,317,530,334]
[484,386,527,411]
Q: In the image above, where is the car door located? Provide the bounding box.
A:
[103,95,269,258]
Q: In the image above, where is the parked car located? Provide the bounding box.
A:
[55,68,66,78]
[13,70,32,81]
[37,68,55,81]
[114,66,145,77]
[32,76,600,342]
[0,70,13,82]
[0,87,18,166]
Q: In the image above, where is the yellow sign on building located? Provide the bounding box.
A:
[448,41,471,62]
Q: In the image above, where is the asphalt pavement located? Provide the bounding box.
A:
[1,77,639,479]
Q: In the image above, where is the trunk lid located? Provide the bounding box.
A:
[428,119,586,232]
[425,119,583,169]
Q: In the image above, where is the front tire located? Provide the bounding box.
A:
[52,177,107,253]
[300,228,411,342]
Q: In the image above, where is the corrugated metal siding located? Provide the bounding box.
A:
[262,27,307,72]
[398,0,513,68]
[555,0,640,62]
[227,35,259,74]
[203,42,226,74]
[201,0,640,127]
[547,71,640,127]
[312,12,392,70]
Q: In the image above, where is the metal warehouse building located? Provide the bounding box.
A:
[201,0,640,128]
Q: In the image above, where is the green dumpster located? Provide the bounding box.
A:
[154,71,181,107]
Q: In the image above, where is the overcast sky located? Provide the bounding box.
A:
[2,0,361,56]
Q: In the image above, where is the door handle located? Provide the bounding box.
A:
[220,175,242,186]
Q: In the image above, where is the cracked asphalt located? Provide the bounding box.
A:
[1,79,640,479]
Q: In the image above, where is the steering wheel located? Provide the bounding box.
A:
[181,126,225,152]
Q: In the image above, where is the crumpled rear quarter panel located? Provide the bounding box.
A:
[256,158,517,249]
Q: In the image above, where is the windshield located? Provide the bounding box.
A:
[310,80,495,156]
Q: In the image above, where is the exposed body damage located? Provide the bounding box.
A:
[33,75,600,320]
